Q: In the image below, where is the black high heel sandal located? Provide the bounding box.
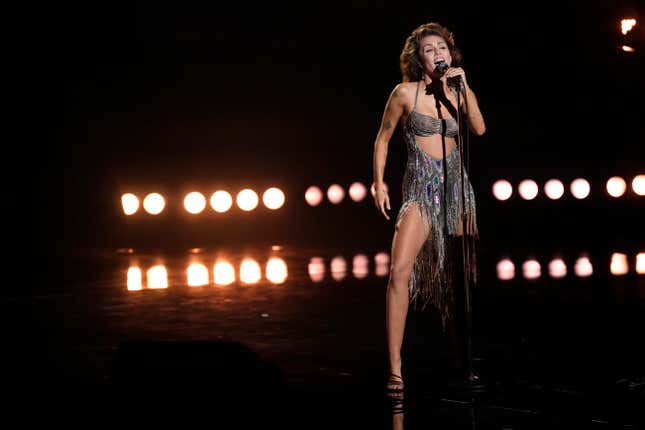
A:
[385,372,405,414]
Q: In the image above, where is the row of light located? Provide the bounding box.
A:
[497,252,644,280]
[121,188,286,215]
[492,176,644,201]
[304,182,385,206]
[126,252,391,291]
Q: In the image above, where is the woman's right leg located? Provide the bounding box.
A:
[386,203,430,378]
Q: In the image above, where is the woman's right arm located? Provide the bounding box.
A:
[373,83,408,220]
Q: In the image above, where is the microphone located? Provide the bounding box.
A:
[434,60,449,74]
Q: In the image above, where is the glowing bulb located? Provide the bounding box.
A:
[240,259,262,284]
[349,182,368,202]
[496,259,515,280]
[127,267,143,291]
[518,180,538,200]
[121,193,139,215]
[374,252,390,277]
[574,256,593,277]
[522,259,541,280]
[610,253,628,275]
[352,254,369,279]
[143,193,165,215]
[184,192,207,214]
[544,179,565,200]
[327,184,345,204]
[266,258,288,284]
[210,191,233,213]
[305,186,323,207]
[213,261,235,285]
[330,256,347,281]
[548,258,567,278]
[606,177,627,197]
[492,180,512,201]
[636,253,644,275]
[570,179,590,199]
[308,257,325,282]
[147,265,168,289]
[262,187,285,210]
[621,18,637,35]
[236,189,259,211]
[632,175,644,196]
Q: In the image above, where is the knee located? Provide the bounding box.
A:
[389,263,412,292]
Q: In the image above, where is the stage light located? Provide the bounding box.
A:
[374,252,390,277]
[492,180,512,201]
[610,253,629,275]
[606,177,627,197]
[262,187,285,210]
[352,254,369,279]
[370,182,389,197]
[548,258,567,278]
[121,193,139,215]
[266,258,288,284]
[637,253,644,275]
[621,45,635,52]
[327,184,345,204]
[184,191,207,214]
[574,256,593,277]
[213,261,235,285]
[127,267,143,291]
[237,189,259,211]
[544,179,565,200]
[632,175,644,196]
[349,182,368,202]
[147,265,168,289]
[330,256,347,281]
[308,257,325,282]
[522,259,541,280]
[187,263,209,286]
[496,258,515,280]
[621,18,637,35]
[210,191,233,213]
[305,186,323,207]
[240,258,262,284]
[570,178,590,199]
[518,179,538,200]
[143,193,165,215]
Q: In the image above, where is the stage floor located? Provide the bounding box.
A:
[18,243,645,428]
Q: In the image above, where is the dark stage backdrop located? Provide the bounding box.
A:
[39,0,643,253]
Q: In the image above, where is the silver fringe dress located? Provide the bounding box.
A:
[395,81,478,327]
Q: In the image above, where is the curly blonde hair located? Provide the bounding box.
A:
[399,22,462,82]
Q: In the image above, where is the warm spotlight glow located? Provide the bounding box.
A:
[187,263,209,286]
[621,18,637,35]
[266,258,288,284]
[632,175,644,196]
[522,259,541,280]
[570,178,590,199]
[492,180,513,201]
[305,186,323,207]
[127,267,143,291]
[349,182,368,202]
[327,184,345,204]
[621,45,635,52]
[544,179,565,200]
[610,253,629,275]
[637,253,645,275]
[240,259,262,284]
[496,259,515,281]
[237,189,259,211]
[374,252,390,277]
[330,256,347,281]
[143,193,165,215]
[352,254,369,279]
[518,180,538,200]
[548,258,567,278]
[606,177,627,197]
[147,265,168,289]
[262,187,286,210]
[210,191,233,213]
[184,192,207,214]
[213,261,235,285]
[574,256,593,277]
[308,257,325,282]
[121,193,139,215]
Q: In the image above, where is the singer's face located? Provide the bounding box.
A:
[418,35,452,74]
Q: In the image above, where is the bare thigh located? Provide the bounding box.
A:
[390,203,431,282]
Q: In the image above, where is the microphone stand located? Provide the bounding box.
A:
[449,76,475,385]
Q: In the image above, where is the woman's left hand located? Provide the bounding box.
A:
[444,67,468,89]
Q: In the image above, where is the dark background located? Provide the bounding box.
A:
[38,0,643,254]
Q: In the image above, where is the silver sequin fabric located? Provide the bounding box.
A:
[394,81,478,327]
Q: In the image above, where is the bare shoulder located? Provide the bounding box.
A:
[388,82,416,107]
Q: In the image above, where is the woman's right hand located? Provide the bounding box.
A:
[373,183,391,220]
